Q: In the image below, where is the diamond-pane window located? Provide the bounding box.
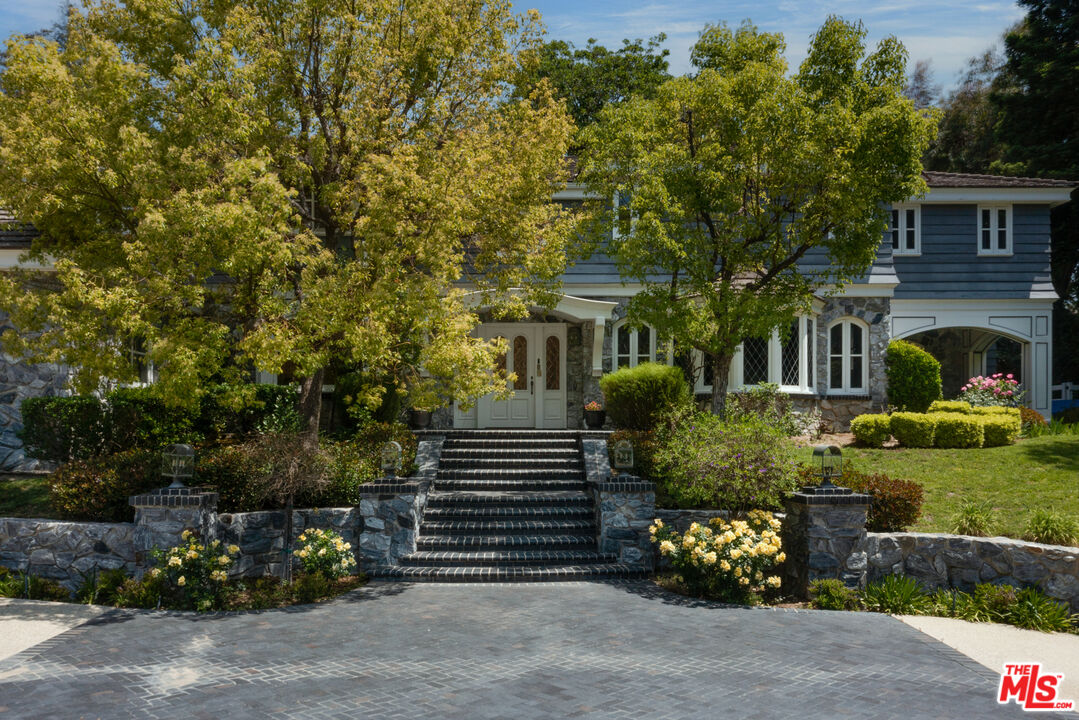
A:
[743,337,768,386]
[781,320,800,386]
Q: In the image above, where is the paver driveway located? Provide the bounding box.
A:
[0,581,1072,719]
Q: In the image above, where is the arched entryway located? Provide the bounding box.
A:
[900,327,1028,399]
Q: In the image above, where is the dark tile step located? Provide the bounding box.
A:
[371,563,650,582]
[417,534,597,550]
[437,468,584,480]
[443,438,579,448]
[434,479,589,493]
[422,519,596,535]
[439,448,581,460]
[438,458,583,470]
[399,550,615,566]
[425,491,592,507]
[439,430,583,440]
[423,505,593,520]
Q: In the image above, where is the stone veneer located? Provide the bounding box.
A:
[862,532,1079,612]
[0,517,137,586]
[582,437,655,568]
[782,486,872,597]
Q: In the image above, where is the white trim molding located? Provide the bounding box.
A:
[916,187,1074,206]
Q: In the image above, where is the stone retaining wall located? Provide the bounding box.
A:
[861,532,1079,612]
[0,517,137,586]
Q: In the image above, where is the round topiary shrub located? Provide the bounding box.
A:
[981,414,1021,447]
[885,340,942,413]
[928,400,971,414]
[849,414,891,447]
[599,361,690,430]
[932,414,984,448]
[889,412,937,448]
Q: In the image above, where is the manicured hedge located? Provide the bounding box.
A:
[20,384,300,464]
[981,414,1021,447]
[889,412,937,448]
[849,414,891,448]
[928,400,971,414]
[798,466,924,531]
[885,340,942,413]
[971,405,1021,418]
[48,449,162,522]
[599,362,689,431]
[932,414,984,448]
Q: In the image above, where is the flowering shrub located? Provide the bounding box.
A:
[651,511,786,603]
[958,373,1025,407]
[293,528,357,579]
[584,401,603,411]
[651,407,799,513]
[150,531,240,611]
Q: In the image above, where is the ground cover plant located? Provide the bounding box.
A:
[796,435,1079,538]
[809,577,1078,634]
[0,474,52,517]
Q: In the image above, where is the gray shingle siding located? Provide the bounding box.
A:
[892,204,1055,299]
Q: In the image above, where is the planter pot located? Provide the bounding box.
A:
[584,409,606,429]
[409,409,432,430]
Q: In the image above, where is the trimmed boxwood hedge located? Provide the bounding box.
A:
[932,414,984,448]
[889,412,937,448]
[599,362,690,431]
[850,414,891,447]
[981,414,1022,447]
[885,340,942,413]
[928,400,972,414]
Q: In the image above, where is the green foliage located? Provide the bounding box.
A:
[849,414,891,447]
[889,412,937,448]
[106,387,201,451]
[981,414,1022,447]
[293,529,357,579]
[197,384,301,442]
[932,414,984,449]
[194,445,269,513]
[726,383,813,437]
[926,583,1076,632]
[150,533,239,612]
[861,575,931,615]
[1006,586,1077,632]
[290,573,333,605]
[652,510,785,603]
[112,574,166,609]
[809,579,859,611]
[1025,418,1079,438]
[950,500,997,536]
[885,340,942,413]
[0,567,71,600]
[924,50,1003,174]
[653,408,799,513]
[799,466,924,531]
[48,449,161,522]
[514,35,670,129]
[18,395,109,463]
[928,400,971,414]
[1023,510,1079,546]
[578,18,934,414]
[1056,407,1079,424]
[74,567,130,605]
[971,405,1021,417]
[599,362,690,431]
[1020,406,1050,435]
[607,429,660,480]
[0,0,575,439]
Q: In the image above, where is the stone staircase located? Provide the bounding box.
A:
[375,431,647,582]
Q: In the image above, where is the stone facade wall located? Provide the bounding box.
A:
[0,315,72,471]
[595,481,655,567]
[0,518,137,587]
[782,489,871,597]
[861,532,1079,612]
[217,508,358,578]
[813,296,891,431]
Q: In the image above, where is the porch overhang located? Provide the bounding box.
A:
[460,289,617,377]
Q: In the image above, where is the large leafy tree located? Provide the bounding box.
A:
[924,49,1004,174]
[0,0,574,445]
[578,19,935,416]
[514,35,670,129]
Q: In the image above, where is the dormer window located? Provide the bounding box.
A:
[890,204,920,255]
[978,205,1012,256]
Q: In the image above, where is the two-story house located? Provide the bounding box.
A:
[441,171,1072,431]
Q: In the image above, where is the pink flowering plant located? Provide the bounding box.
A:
[958,373,1025,407]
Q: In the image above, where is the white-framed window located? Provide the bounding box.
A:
[693,316,816,394]
[977,205,1012,255]
[828,318,868,394]
[611,320,656,369]
[127,339,156,385]
[890,204,920,255]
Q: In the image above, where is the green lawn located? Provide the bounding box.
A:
[796,434,1079,538]
[0,474,53,518]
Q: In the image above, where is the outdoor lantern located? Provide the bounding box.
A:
[612,439,634,476]
[162,444,195,489]
[812,445,843,488]
[381,441,402,479]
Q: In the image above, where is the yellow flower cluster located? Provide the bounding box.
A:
[210,570,228,582]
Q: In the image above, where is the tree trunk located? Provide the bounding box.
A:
[297,367,324,451]
[710,353,734,419]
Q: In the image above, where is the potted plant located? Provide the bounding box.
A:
[409,406,434,429]
[584,400,605,429]
[407,386,441,430]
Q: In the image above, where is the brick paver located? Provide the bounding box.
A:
[0,581,1072,719]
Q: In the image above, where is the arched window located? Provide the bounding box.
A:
[611,320,656,369]
[828,318,868,394]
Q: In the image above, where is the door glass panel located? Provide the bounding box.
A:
[494,336,507,380]
[545,336,560,390]
[513,335,528,390]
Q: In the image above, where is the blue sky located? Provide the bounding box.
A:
[1,0,1024,91]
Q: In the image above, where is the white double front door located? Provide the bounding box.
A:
[453,323,567,429]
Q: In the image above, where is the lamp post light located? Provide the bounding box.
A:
[381,441,402,480]
[162,444,195,489]
[812,445,843,489]
[612,439,635,479]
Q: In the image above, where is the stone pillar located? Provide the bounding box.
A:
[782,485,871,598]
[595,478,656,568]
[129,487,219,570]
